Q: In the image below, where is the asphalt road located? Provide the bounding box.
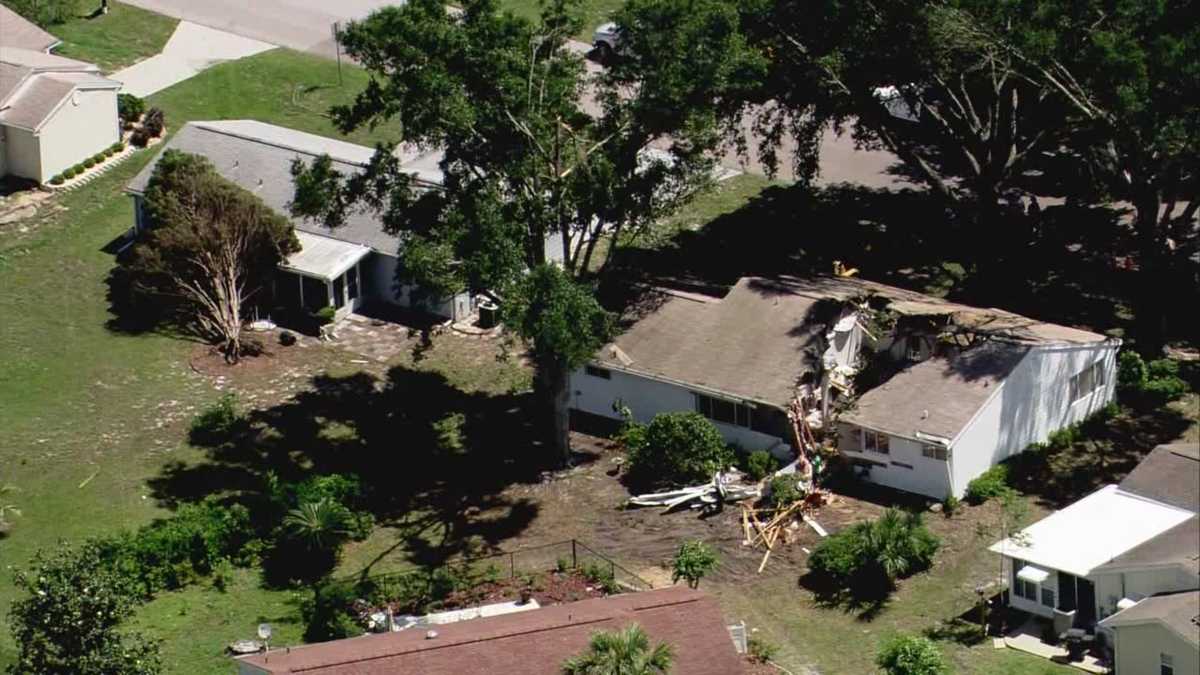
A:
[122,0,907,187]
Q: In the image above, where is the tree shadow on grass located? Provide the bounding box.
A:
[797,571,893,622]
[1006,400,1193,509]
[148,364,584,579]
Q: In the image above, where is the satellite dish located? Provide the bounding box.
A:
[257,623,273,641]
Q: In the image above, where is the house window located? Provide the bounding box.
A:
[1014,578,1037,601]
[921,444,949,461]
[1069,360,1105,402]
[1041,587,1056,608]
[585,365,611,380]
[1160,653,1173,675]
[862,429,890,454]
[696,393,752,429]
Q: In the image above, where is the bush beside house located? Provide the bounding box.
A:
[622,412,734,487]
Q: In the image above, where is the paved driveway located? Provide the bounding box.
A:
[113,22,274,97]
[121,0,396,58]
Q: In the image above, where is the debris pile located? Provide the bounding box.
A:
[741,472,834,573]
[627,471,761,511]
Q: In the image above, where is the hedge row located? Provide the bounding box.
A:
[47,142,128,185]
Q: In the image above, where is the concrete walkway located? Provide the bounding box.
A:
[112,21,275,97]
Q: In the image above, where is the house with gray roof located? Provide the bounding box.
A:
[0,7,120,183]
[570,274,1120,499]
[125,120,478,323]
[1099,589,1198,675]
[989,442,1199,642]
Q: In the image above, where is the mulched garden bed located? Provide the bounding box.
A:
[430,568,611,613]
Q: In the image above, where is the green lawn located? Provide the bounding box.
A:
[496,0,623,36]
[48,1,179,73]
[0,48,405,673]
[148,49,402,148]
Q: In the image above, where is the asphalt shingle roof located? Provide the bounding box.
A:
[0,5,60,52]
[841,340,1031,440]
[1093,515,1200,576]
[237,587,745,675]
[1100,590,1200,646]
[1120,443,1200,512]
[126,121,442,253]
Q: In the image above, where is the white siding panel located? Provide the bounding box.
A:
[838,427,952,499]
[37,88,118,182]
[1112,623,1199,675]
[948,342,1119,496]
[569,367,787,452]
[3,125,42,181]
[362,252,467,320]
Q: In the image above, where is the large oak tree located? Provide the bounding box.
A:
[290,0,764,459]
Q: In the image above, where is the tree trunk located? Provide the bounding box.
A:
[536,357,573,464]
[1132,195,1169,355]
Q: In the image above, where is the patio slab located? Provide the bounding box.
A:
[1004,622,1110,674]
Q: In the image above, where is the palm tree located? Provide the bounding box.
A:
[562,624,673,675]
[283,498,351,551]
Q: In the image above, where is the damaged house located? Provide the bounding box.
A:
[569,276,1120,499]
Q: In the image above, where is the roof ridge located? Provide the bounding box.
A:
[277,591,707,672]
[187,120,373,167]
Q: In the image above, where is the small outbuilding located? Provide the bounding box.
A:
[0,6,120,184]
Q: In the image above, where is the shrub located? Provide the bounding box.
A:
[623,412,734,487]
[211,557,234,592]
[1118,351,1190,404]
[672,539,718,588]
[876,634,949,675]
[580,561,620,594]
[964,465,1010,505]
[143,107,166,137]
[744,449,779,481]
[188,392,243,444]
[765,474,803,509]
[313,305,337,325]
[8,541,162,675]
[48,175,64,185]
[62,167,77,179]
[92,152,107,164]
[5,0,78,27]
[110,141,125,153]
[302,579,362,641]
[808,509,939,598]
[941,494,960,518]
[83,157,96,169]
[747,637,778,664]
[279,330,297,346]
[118,93,146,124]
[103,498,254,596]
[130,128,152,147]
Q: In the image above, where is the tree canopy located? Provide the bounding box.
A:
[291,0,763,456]
[120,150,299,361]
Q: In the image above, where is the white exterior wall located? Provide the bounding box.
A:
[1094,568,1200,621]
[569,366,788,452]
[1110,623,1199,675]
[838,426,952,499]
[946,341,1119,497]
[3,124,41,181]
[35,88,119,182]
[1001,556,1062,620]
[363,252,470,320]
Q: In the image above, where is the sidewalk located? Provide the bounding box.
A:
[112,21,275,97]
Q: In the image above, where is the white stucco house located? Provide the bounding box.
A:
[990,443,1199,640]
[570,275,1121,499]
[0,6,120,184]
[124,120,503,323]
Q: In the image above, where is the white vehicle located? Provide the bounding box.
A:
[592,22,625,61]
